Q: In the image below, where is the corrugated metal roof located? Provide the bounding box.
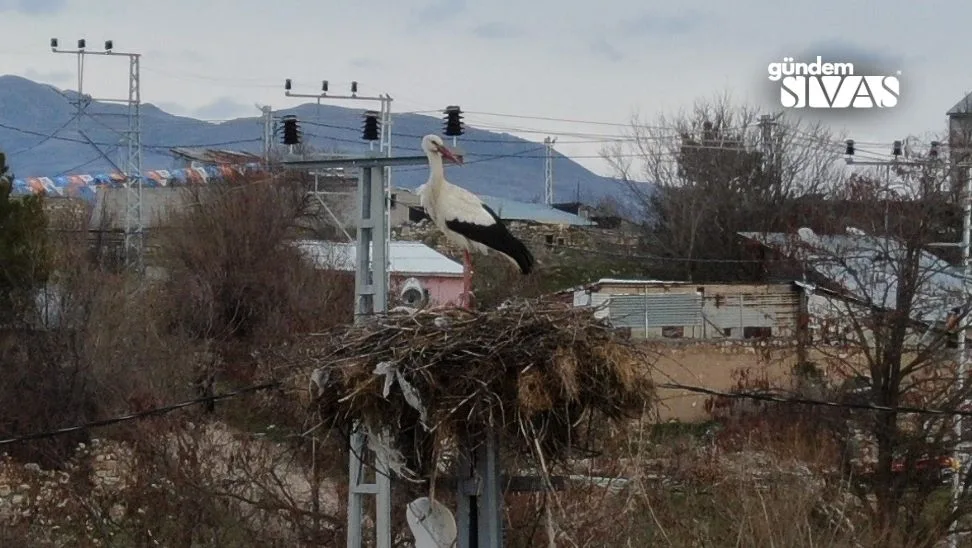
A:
[296,240,463,276]
[478,195,594,225]
[739,230,964,323]
[169,147,262,164]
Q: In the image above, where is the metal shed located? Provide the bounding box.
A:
[573,279,804,340]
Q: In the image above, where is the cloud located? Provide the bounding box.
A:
[794,40,905,75]
[412,0,466,22]
[620,11,709,38]
[21,68,72,84]
[471,21,522,40]
[0,0,67,14]
[145,49,208,66]
[589,39,624,63]
[620,10,707,37]
[189,97,254,120]
[350,57,383,69]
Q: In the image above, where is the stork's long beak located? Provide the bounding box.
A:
[437,144,464,166]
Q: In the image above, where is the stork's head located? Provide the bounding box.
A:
[421,134,463,165]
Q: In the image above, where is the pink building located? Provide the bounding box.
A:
[296,240,464,309]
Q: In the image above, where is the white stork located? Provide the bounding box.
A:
[417,134,535,308]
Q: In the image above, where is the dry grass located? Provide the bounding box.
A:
[0,420,346,546]
[500,415,956,548]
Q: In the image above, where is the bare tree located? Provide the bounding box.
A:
[601,91,846,281]
[745,141,972,545]
[156,175,353,349]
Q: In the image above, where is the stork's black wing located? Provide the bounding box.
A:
[445,204,535,274]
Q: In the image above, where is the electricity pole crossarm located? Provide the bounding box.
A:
[286,91,387,102]
[282,77,395,279]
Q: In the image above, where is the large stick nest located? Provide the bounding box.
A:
[281,299,655,479]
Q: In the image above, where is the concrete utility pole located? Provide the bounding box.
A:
[948,161,972,548]
[544,136,556,205]
[282,154,429,548]
[957,164,971,548]
[282,82,397,548]
[284,154,512,548]
[51,38,143,273]
[260,105,273,166]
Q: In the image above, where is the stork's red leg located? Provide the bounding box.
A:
[461,250,474,310]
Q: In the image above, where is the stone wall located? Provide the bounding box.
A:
[392,220,640,261]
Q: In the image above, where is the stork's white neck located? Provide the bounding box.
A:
[425,149,445,185]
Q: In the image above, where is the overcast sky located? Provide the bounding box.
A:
[1,0,970,176]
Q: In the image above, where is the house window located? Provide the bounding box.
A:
[723,328,732,337]
[662,326,684,338]
[557,237,565,246]
[545,234,554,246]
[743,326,773,339]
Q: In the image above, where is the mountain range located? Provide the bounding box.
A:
[0,74,628,204]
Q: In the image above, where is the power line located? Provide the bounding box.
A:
[0,122,262,152]
[3,376,967,449]
[2,109,905,159]
[461,110,633,127]
[0,381,281,447]
[52,149,119,177]
[7,113,84,156]
[658,382,972,418]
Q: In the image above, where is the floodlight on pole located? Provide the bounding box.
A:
[50,38,144,272]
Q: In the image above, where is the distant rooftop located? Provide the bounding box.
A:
[478,195,594,225]
[169,147,262,164]
[948,92,972,116]
[394,187,593,225]
[738,230,965,323]
[295,240,463,277]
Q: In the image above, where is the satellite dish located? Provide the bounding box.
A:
[400,277,428,308]
[797,227,816,243]
[406,497,457,548]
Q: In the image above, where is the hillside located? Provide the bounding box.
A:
[0,74,628,204]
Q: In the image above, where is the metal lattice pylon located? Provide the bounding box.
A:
[123,53,144,272]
